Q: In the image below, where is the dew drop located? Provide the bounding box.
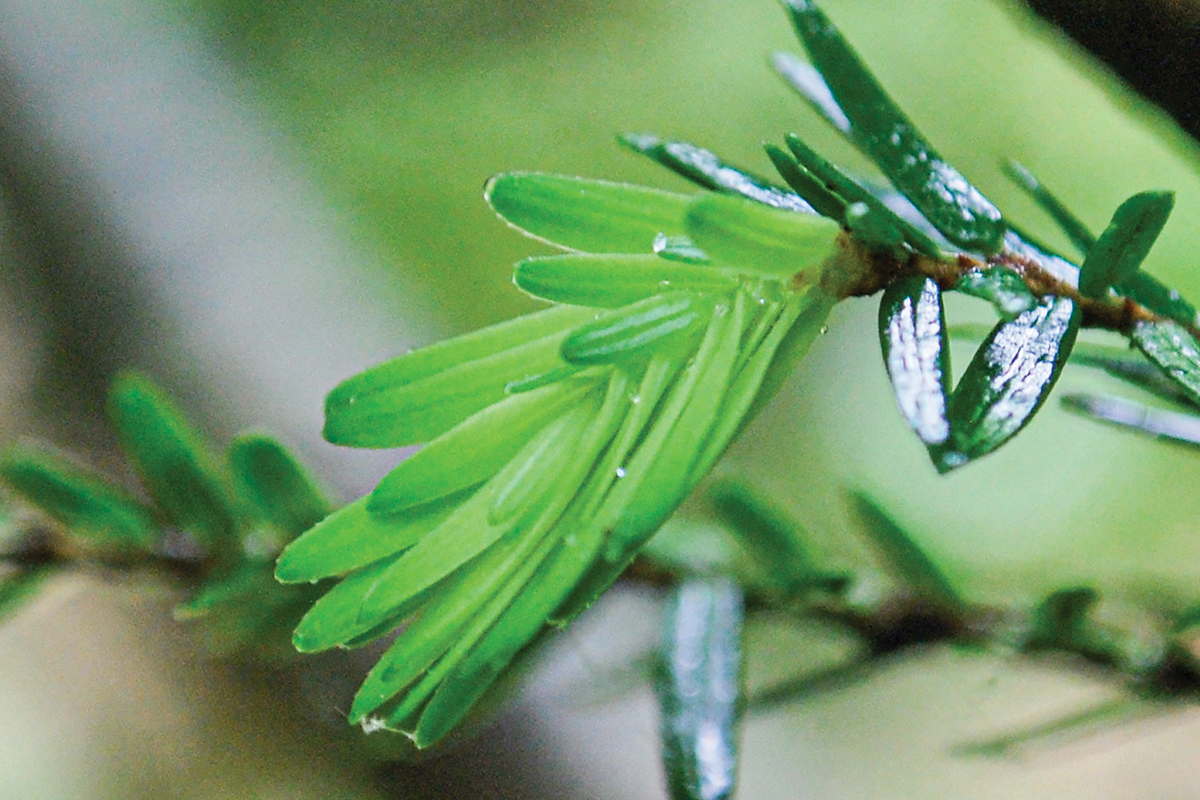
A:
[940,451,969,470]
[819,325,829,335]
[630,394,642,404]
[615,467,627,478]
[658,280,672,289]
[360,716,388,735]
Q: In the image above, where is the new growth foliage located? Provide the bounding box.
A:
[277,0,1200,748]
[5,3,1200,795]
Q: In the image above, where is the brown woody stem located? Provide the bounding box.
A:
[821,232,1200,339]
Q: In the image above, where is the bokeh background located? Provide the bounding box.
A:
[3,0,1200,797]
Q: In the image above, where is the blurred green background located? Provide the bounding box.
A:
[5,0,1200,797]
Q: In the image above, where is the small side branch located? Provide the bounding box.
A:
[824,233,1196,339]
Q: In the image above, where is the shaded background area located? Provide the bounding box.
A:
[1023,0,1200,145]
[4,0,1200,797]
